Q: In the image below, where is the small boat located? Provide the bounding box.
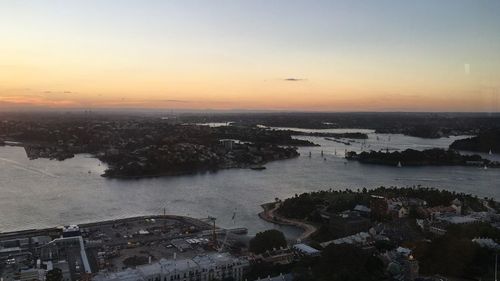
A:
[484,165,488,170]
[88,170,92,174]
[489,149,493,155]
[397,161,402,168]
[250,166,266,171]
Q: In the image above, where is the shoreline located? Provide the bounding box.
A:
[101,156,296,179]
[1,140,301,179]
[258,202,318,241]
[0,214,213,239]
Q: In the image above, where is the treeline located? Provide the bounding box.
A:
[179,112,500,138]
[292,244,385,281]
[370,186,487,210]
[450,130,500,153]
[284,130,369,139]
[277,190,371,220]
[277,186,490,221]
[347,148,499,167]
[212,125,318,146]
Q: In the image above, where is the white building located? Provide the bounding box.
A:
[292,244,320,257]
[94,253,248,281]
[450,198,462,215]
[320,232,372,248]
[472,238,500,250]
[435,214,477,225]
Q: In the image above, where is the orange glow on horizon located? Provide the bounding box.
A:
[1,1,499,112]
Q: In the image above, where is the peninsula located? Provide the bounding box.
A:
[0,113,315,178]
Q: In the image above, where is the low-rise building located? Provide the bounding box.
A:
[250,247,295,265]
[381,247,419,281]
[472,237,500,250]
[329,211,372,238]
[353,205,371,217]
[292,244,321,257]
[320,232,372,248]
[450,199,462,215]
[94,253,249,281]
[390,205,409,219]
[435,214,477,225]
[417,206,456,219]
[428,222,447,236]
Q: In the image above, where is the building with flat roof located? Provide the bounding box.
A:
[329,211,372,238]
[320,232,372,248]
[94,253,248,281]
[292,244,320,257]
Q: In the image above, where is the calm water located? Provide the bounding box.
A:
[1,129,499,237]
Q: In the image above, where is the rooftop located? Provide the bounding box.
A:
[293,244,320,255]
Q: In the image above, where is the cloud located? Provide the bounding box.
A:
[91,98,193,107]
[42,90,73,95]
[283,78,307,82]
[0,95,78,107]
[156,99,190,103]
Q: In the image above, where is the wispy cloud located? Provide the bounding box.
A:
[156,99,190,103]
[0,95,78,107]
[42,90,74,95]
[283,78,307,82]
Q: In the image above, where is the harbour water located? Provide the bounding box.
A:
[1,128,499,237]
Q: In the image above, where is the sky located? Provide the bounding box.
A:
[1,0,499,111]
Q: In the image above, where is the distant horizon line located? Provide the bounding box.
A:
[1,107,500,115]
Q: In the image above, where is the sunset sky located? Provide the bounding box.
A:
[1,0,499,111]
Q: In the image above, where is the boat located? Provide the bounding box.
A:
[489,149,493,155]
[484,165,488,170]
[250,166,266,171]
[397,161,402,168]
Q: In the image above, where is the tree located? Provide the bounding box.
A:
[46,268,63,281]
[291,244,385,281]
[249,229,287,254]
[314,244,385,281]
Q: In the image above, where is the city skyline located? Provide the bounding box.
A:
[1,0,499,111]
